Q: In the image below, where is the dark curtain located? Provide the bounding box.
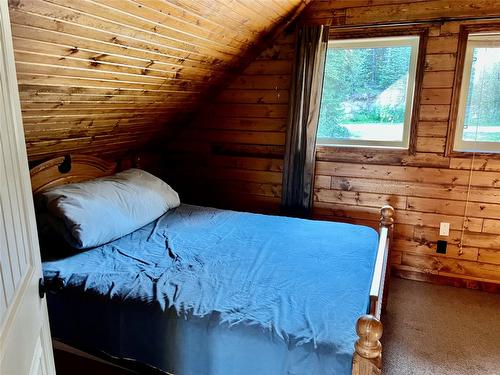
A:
[281,25,329,217]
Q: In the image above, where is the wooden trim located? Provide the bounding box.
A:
[324,16,500,29]
[30,154,116,193]
[446,23,500,157]
[328,24,430,39]
[319,26,428,156]
[410,29,428,155]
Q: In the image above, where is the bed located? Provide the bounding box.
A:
[31,154,394,375]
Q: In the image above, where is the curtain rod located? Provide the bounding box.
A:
[328,15,500,30]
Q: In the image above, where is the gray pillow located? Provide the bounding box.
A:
[37,169,180,249]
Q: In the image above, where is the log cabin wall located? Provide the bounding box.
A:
[169,0,500,290]
[8,0,308,161]
[166,29,294,213]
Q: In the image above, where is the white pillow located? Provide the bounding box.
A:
[38,169,180,249]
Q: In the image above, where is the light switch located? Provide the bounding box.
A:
[439,222,450,236]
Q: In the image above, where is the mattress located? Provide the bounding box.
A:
[42,204,379,375]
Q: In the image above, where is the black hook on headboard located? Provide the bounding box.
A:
[58,155,72,174]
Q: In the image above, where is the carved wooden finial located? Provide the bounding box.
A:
[355,315,383,360]
[380,205,395,228]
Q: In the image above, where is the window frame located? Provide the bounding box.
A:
[317,35,421,150]
[452,32,500,153]
[447,24,500,157]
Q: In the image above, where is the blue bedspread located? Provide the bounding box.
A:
[43,204,379,374]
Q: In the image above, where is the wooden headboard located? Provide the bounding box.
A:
[30,154,117,193]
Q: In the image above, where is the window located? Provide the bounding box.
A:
[453,33,500,153]
[317,36,420,149]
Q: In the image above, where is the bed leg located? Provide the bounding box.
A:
[352,315,382,375]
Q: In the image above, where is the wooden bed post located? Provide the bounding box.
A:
[352,315,383,375]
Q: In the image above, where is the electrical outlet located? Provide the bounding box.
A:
[439,222,450,236]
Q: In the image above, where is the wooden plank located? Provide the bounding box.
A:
[216,89,290,104]
[214,180,282,198]
[427,36,459,54]
[314,175,331,189]
[393,238,478,261]
[312,202,483,232]
[208,155,283,172]
[314,188,407,209]
[419,104,450,121]
[425,54,456,72]
[422,71,455,88]
[449,157,500,172]
[343,1,500,25]
[313,202,381,222]
[415,136,446,153]
[311,0,431,9]
[401,252,500,282]
[315,161,500,188]
[394,223,415,239]
[407,196,500,220]
[394,209,483,232]
[391,250,402,265]
[228,75,291,90]
[413,226,460,244]
[12,43,209,79]
[243,60,293,75]
[196,117,287,132]
[420,88,453,104]
[180,129,285,145]
[316,147,450,167]
[478,249,500,265]
[329,176,500,204]
[417,121,449,137]
[483,219,500,234]
[211,104,289,119]
[462,231,500,250]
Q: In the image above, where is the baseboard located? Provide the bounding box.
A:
[392,268,500,293]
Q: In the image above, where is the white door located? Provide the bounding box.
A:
[0,2,56,375]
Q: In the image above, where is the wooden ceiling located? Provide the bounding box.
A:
[8,0,308,160]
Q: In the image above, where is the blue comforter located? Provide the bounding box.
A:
[43,204,379,374]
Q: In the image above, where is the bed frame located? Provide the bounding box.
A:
[30,154,394,375]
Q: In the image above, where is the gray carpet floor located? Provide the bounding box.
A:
[382,278,500,375]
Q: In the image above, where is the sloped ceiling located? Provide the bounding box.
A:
[8,0,308,160]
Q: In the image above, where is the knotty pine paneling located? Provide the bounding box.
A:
[303,0,500,289]
[165,29,295,214]
[169,0,500,289]
[9,0,308,160]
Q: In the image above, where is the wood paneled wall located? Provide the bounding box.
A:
[169,0,500,290]
[166,30,294,213]
[8,0,307,160]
